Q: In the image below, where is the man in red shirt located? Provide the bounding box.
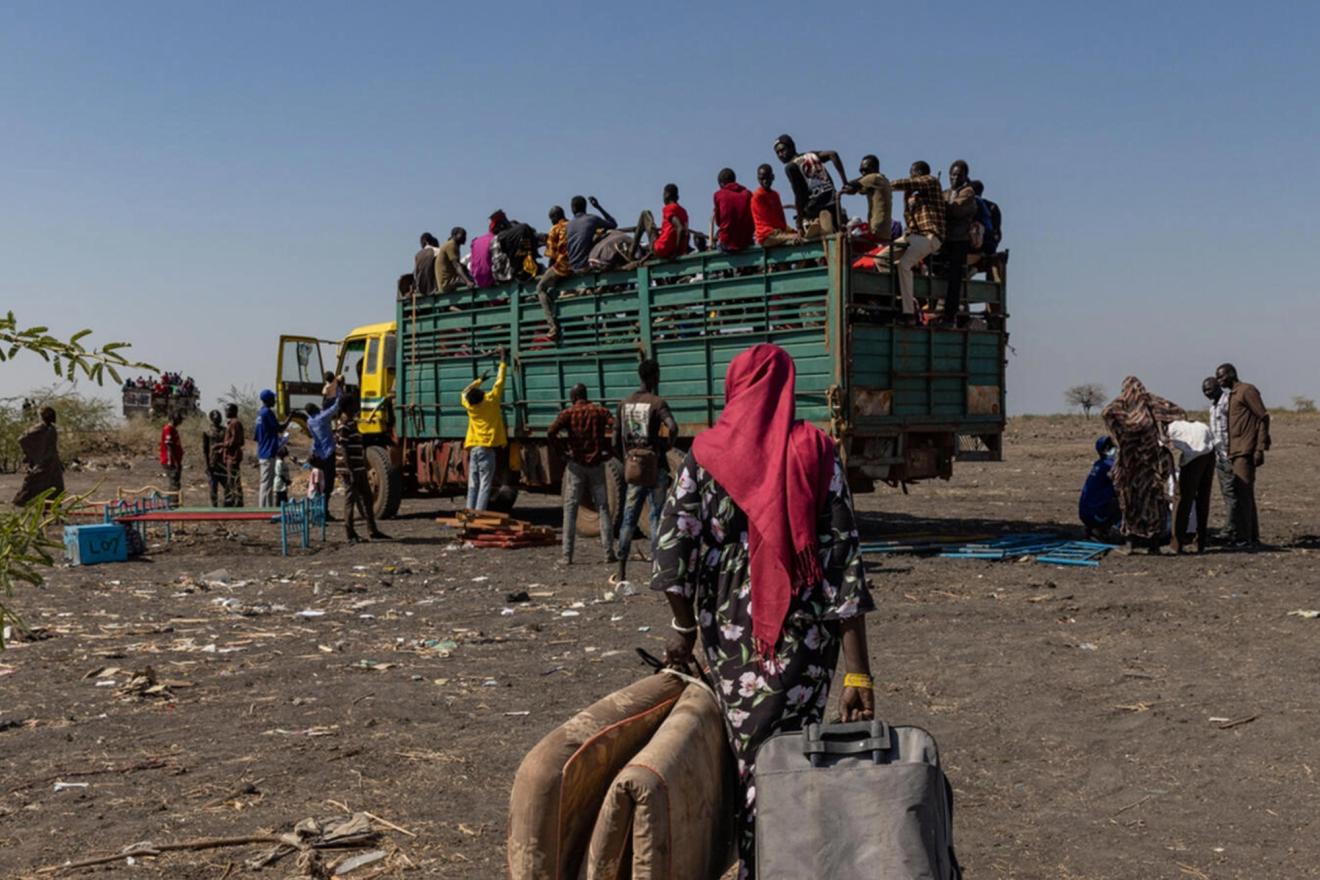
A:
[751,164,802,247]
[638,183,690,260]
[712,168,755,252]
[160,412,185,497]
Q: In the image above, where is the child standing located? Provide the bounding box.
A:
[274,446,291,506]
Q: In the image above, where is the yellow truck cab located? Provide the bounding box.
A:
[276,322,403,517]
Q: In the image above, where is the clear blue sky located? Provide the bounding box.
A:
[2,1,1316,415]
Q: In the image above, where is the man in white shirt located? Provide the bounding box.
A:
[1168,417,1215,554]
[1203,377,1237,544]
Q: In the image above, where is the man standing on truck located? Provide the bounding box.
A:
[773,134,848,238]
[437,227,474,293]
[566,195,617,271]
[751,164,802,247]
[221,403,246,507]
[462,346,508,511]
[537,206,571,341]
[890,161,947,324]
[547,383,618,567]
[613,359,679,586]
[842,154,895,247]
[160,412,184,497]
[941,160,978,327]
[413,232,441,296]
[335,397,389,543]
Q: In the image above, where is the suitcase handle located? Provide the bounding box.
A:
[803,721,892,764]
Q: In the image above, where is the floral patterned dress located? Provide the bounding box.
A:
[651,450,875,877]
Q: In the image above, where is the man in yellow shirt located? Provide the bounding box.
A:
[462,345,508,511]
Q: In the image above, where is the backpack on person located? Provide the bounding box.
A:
[754,720,962,879]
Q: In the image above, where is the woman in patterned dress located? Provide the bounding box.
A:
[1101,376,1186,553]
[651,343,876,878]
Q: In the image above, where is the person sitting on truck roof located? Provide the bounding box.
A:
[492,210,541,282]
[638,183,690,261]
[890,160,947,324]
[712,168,755,253]
[437,227,474,292]
[566,195,618,271]
[397,273,415,300]
[940,160,978,327]
[469,223,497,288]
[413,232,441,296]
[462,346,508,512]
[842,154,894,247]
[773,134,847,238]
[537,207,571,341]
[752,164,802,248]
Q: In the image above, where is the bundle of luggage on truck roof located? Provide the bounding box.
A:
[405,134,1004,337]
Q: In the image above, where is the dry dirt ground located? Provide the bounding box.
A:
[2,415,1318,879]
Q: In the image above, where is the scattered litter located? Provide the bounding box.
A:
[1287,609,1320,619]
[296,609,327,619]
[353,660,398,672]
[610,615,624,622]
[504,711,531,717]
[1077,643,1098,652]
[500,608,515,616]
[482,679,498,687]
[506,590,531,603]
[637,626,651,633]
[53,781,90,792]
[471,576,489,582]
[267,725,339,737]
[432,678,449,686]
[561,610,581,618]
[335,849,387,875]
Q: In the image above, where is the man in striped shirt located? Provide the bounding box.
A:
[336,398,388,543]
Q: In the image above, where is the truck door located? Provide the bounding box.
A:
[276,335,326,421]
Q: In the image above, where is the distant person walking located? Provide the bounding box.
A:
[220,403,246,507]
[613,359,679,586]
[254,389,287,508]
[461,346,508,511]
[202,409,226,507]
[546,383,618,566]
[1217,363,1270,547]
[1168,419,1216,553]
[11,406,64,506]
[159,412,184,497]
[1102,377,1186,553]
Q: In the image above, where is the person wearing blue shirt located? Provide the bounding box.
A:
[305,390,342,515]
[1079,436,1121,540]
[253,389,289,508]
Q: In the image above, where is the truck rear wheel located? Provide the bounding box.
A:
[366,445,403,520]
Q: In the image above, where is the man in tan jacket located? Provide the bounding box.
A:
[1216,363,1270,547]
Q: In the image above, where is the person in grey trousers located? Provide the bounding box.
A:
[546,383,618,566]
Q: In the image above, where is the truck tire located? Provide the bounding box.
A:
[488,484,520,514]
[366,445,403,520]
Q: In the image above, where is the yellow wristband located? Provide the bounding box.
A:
[843,673,873,690]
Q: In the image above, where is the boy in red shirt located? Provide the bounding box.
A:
[160,412,185,496]
[751,164,802,247]
[644,183,690,260]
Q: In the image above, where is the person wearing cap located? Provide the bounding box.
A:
[1078,436,1121,540]
[254,388,290,508]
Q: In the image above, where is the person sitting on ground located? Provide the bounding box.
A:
[637,183,690,261]
[202,409,226,508]
[546,383,618,567]
[413,232,441,295]
[536,207,572,340]
[773,134,848,238]
[751,164,803,248]
[939,160,978,327]
[889,161,947,324]
[160,412,185,497]
[335,397,388,543]
[436,226,474,293]
[652,343,875,879]
[613,358,680,586]
[842,154,894,248]
[273,445,292,506]
[712,168,755,253]
[11,406,64,506]
[566,195,618,272]
[221,403,246,507]
[1078,436,1121,540]
[1167,417,1215,554]
[461,346,508,512]
[1101,377,1186,555]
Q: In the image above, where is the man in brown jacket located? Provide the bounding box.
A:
[1216,363,1270,546]
[941,159,978,327]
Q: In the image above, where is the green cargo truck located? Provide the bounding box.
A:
[276,236,1007,518]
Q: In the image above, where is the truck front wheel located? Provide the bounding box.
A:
[366,445,403,520]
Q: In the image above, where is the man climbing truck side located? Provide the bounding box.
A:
[275,235,1008,519]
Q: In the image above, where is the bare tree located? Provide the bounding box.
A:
[1065,383,1107,418]
[1293,395,1317,414]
